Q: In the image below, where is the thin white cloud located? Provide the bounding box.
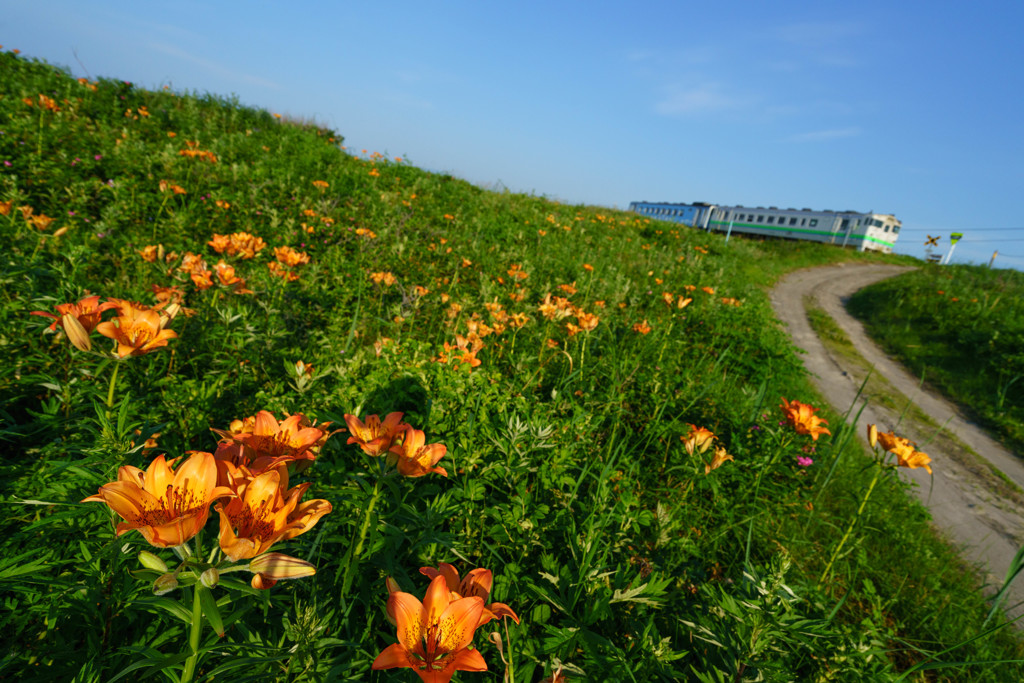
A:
[785,127,862,143]
[148,42,280,90]
[655,82,738,115]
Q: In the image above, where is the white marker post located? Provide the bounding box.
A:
[942,232,963,265]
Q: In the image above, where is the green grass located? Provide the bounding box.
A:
[848,265,1024,458]
[805,298,1024,500]
[1,51,1022,682]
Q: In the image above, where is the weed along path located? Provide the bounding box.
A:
[771,263,1024,620]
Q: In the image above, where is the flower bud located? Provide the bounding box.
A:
[138,550,169,573]
[163,302,181,320]
[61,313,92,352]
[153,573,179,596]
[201,567,220,589]
[867,424,878,449]
[248,552,316,584]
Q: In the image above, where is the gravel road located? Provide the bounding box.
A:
[771,263,1024,620]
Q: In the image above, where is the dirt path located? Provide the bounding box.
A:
[770,263,1024,620]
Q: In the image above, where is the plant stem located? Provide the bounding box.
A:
[820,465,884,584]
[181,585,203,683]
[504,617,515,683]
[106,361,120,415]
[340,475,382,596]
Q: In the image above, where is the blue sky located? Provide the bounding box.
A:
[6,1,1024,267]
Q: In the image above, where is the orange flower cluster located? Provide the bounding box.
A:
[76,77,98,92]
[632,320,652,334]
[177,251,215,290]
[661,292,692,309]
[779,398,832,441]
[84,409,334,589]
[23,93,61,111]
[139,245,161,263]
[159,180,187,195]
[868,424,933,474]
[681,424,734,474]
[213,261,254,294]
[212,410,334,476]
[370,271,398,287]
[439,334,484,369]
[344,412,448,477]
[274,246,310,267]
[312,179,329,190]
[537,293,575,321]
[178,141,218,162]
[207,231,267,258]
[507,263,529,281]
[31,295,178,356]
[7,203,60,232]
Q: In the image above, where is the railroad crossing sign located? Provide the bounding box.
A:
[925,235,940,247]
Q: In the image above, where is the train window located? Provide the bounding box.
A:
[894,226,900,234]
[809,219,818,227]
[801,218,806,226]
[767,216,774,224]
[789,217,797,226]
[884,226,890,232]
[757,215,764,223]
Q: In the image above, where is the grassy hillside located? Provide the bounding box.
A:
[848,265,1024,457]
[1,51,1020,682]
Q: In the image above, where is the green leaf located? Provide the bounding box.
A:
[198,584,225,637]
[134,596,192,624]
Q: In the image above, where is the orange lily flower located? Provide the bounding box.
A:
[213,410,326,472]
[372,574,487,683]
[575,311,599,332]
[31,295,116,351]
[344,412,407,457]
[872,427,934,474]
[215,464,332,561]
[681,424,715,456]
[420,562,520,626]
[779,398,832,441]
[95,300,177,357]
[705,446,734,474]
[388,427,448,478]
[82,451,232,547]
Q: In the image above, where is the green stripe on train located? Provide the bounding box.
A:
[707,221,895,248]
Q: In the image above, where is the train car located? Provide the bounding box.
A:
[627,200,901,253]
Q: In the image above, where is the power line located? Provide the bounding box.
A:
[901,227,1024,232]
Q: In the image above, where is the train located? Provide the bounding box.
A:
[627,200,901,253]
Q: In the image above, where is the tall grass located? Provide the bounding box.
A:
[848,264,1024,456]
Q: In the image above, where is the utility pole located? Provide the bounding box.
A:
[989,250,998,268]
